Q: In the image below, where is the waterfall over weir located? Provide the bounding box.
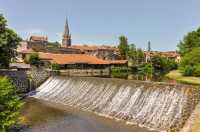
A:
[33,76,199,131]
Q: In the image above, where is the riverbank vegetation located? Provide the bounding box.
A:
[50,63,61,75]
[178,27,200,77]
[0,77,23,131]
[25,53,40,66]
[0,15,24,131]
[111,66,129,78]
[166,70,200,85]
[179,48,200,77]
[165,27,200,85]
[117,35,178,79]
[164,27,200,85]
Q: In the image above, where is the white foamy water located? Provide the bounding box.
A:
[33,76,197,131]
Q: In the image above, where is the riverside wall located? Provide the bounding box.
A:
[0,68,50,94]
[59,69,110,77]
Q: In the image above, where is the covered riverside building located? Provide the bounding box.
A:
[38,52,113,69]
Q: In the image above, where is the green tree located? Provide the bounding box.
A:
[180,48,200,76]
[118,36,129,59]
[0,77,23,131]
[50,63,60,75]
[128,43,137,62]
[151,54,167,71]
[151,54,178,73]
[136,48,145,64]
[27,53,40,65]
[178,27,200,56]
[51,63,60,71]
[0,14,21,68]
[138,63,153,76]
[167,59,178,71]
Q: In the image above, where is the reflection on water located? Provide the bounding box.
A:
[20,98,155,132]
[114,72,178,85]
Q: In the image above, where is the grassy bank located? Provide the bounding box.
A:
[166,70,200,85]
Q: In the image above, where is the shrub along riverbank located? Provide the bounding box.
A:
[111,67,129,78]
[166,70,200,85]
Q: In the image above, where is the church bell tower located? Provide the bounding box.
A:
[62,17,71,47]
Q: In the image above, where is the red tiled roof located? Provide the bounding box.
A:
[144,51,180,58]
[160,51,179,58]
[108,60,128,64]
[30,36,48,42]
[39,52,110,65]
[70,45,119,52]
[70,45,98,51]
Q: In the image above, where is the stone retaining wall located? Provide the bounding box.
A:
[0,68,50,94]
[27,67,50,88]
[0,70,30,93]
[60,69,110,77]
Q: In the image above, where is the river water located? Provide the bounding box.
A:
[20,98,155,132]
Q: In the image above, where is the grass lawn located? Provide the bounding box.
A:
[166,70,200,85]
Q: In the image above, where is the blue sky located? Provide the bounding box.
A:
[1,0,200,51]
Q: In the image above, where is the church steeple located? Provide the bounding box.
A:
[62,16,71,47]
[64,17,69,36]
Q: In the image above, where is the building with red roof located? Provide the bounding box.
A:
[30,36,48,43]
[38,52,127,69]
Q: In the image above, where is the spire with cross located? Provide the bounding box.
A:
[62,16,71,47]
[64,17,70,36]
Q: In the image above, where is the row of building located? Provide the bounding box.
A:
[15,18,180,71]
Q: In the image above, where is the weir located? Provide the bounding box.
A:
[32,76,200,131]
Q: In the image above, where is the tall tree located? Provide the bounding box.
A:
[136,48,145,64]
[128,43,137,61]
[180,48,200,76]
[0,14,21,68]
[178,27,200,56]
[118,36,129,59]
[0,77,23,132]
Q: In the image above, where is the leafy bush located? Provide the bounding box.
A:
[181,65,194,76]
[50,63,60,75]
[111,67,128,78]
[138,63,153,76]
[151,54,178,73]
[26,53,40,65]
[151,54,166,71]
[51,63,60,71]
[194,64,200,76]
[168,60,178,70]
[180,48,200,76]
[0,77,23,131]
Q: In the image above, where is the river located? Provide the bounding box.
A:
[20,98,155,132]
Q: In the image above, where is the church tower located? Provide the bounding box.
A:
[62,17,71,47]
